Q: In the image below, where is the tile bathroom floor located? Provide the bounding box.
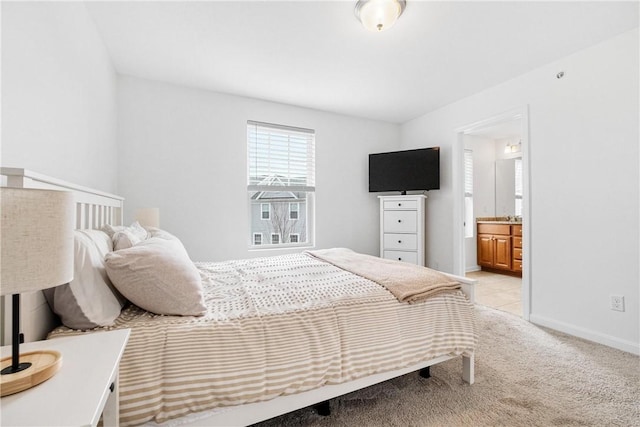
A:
[466,270,522,317]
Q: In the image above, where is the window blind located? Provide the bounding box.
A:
[515,158,523,197]
[464,150,473,197]
[515,158,523,216]
[247,121,315,192]
[464,149,474,239]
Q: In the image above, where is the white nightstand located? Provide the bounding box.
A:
[1,328,130,427]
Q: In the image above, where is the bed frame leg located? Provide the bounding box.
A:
[313,400,331,416]
[419,366,431,378]
[462,354,474,385]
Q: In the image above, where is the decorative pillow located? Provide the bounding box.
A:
[101,223,125,239]
[113,229,142,251]
[127,221,149,241]
[43,230,124,330]
[102,221,149,243]
[104,237,206,316]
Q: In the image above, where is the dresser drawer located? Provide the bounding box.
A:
[383,250,418,264]
[383,233,417,250]
[383,211,417,233]
[513,260,522,272]
[383,199,418,210]
[513,247,522,260]
[477,223,510,235]
[513,236,523,248]
[512,225,523,236]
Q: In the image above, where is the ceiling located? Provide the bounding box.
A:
[84,1,639,124]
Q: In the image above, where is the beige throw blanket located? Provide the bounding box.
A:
[306,248,461,303]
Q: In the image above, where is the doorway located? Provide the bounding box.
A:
[453,107,531,320]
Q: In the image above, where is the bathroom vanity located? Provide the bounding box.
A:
[476,218,522,276]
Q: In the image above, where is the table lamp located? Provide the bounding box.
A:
[0,188,74,397]
[135,207,160,228]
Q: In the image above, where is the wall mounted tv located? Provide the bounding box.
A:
[369,147,440,194]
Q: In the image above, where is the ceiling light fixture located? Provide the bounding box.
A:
[355,0,406,32]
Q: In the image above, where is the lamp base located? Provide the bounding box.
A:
[0,350,62,397]
[1,362,32,375]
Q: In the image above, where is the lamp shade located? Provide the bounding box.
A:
[0,188,74,295]
[355,0,406,32]
[135,207,160,228]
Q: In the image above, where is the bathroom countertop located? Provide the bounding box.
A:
[476,217,522,225]
[476,220,522,225]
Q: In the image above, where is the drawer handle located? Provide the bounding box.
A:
[398,258,402,261]
[397,220,402,223]
[398,203,402,206]
[398,240,402,243]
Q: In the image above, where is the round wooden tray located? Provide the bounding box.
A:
[0,350,62,397]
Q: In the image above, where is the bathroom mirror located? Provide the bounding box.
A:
[495,157,522,216]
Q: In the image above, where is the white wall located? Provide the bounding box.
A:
[1,2,118,193]
[401,29,639,353]
[117,76,400,262]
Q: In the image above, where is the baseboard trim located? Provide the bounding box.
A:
[465,265,481,273]
[529,314,640,355]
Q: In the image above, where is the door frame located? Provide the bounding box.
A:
[453,106,532,320]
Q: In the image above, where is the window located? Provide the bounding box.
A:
[261,203,270,220]
[515,158,523,217]
[248,121,315,248]
[464,149,474,239]
[289,202,299,220]
[253,233,263,245]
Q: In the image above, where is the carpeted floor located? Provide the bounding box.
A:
[254,305,639,426]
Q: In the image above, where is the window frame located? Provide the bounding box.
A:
[253,233,263,245]
[247,121,315,250]
[260,203,270,220]
[289,202,299,220]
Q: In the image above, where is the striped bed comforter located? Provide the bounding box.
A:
[49,252,477,426]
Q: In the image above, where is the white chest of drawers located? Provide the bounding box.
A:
[379,195,426,266]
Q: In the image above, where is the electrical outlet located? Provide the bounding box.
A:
[610,295,625,312]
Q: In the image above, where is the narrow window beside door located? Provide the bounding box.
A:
[464,149,474,239]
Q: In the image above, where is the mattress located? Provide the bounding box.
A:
[49,252,477,426]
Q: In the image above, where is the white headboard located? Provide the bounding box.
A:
[1,168,124,345]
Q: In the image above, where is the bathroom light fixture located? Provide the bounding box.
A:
[504,140,522,154]
[355,0,406,32]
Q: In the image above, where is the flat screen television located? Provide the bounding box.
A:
[369,147,440,194]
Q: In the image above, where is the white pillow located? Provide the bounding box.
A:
[101,223,125,239]
[127,221,149,241]
[147,227,180,241]
[103,221,149,246]
[44,230,124,330]
[104,237,206,316]
[81,229,114,254]
[113,229,142,251]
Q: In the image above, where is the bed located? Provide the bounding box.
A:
[1,168,477,427]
